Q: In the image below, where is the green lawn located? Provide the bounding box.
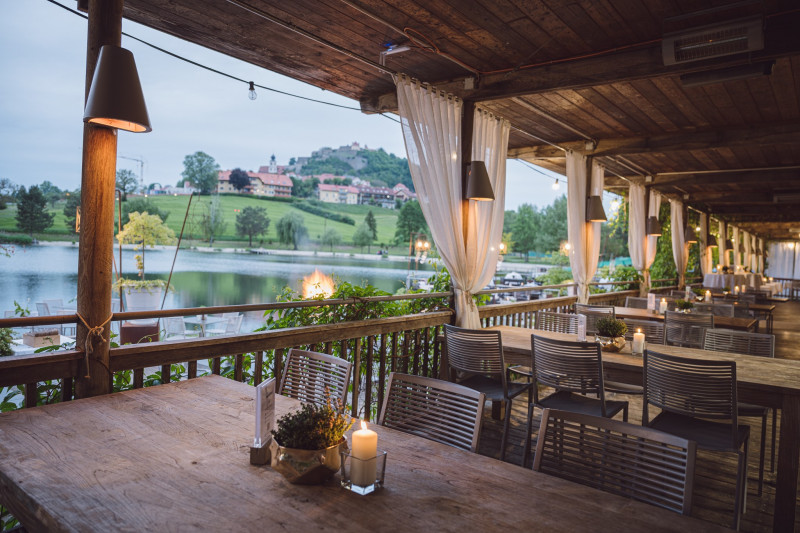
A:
[0,195,401,248]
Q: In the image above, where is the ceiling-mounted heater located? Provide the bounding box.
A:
[662,16,764,66]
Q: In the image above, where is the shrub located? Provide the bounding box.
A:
[271,401,353,450]
[676,299,694,310]
[596,317,627,338]
[0,233,33,245]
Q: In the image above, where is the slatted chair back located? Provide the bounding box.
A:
[669,290,687,298]
[164,317,189,339]
[739,293,756,304]
[534,408,696,515]
[443,324,506,380]
[379,373,485,452]
[751,289,770,303]
[35,302,50,317]
[624,296,649,309]
[534,310,578,334]
[663,310,714,348]
[531,335,612,414]
[279,349,352,409]
[694,302,734,317]
[621,318,664,345]
[573,303,615,335]
[732,300,753,318]
[643,350,738,438]
[703,328,775,358]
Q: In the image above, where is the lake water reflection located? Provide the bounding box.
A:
[0,245,431,314]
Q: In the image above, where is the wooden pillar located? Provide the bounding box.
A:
[460,100,475,247]
[75,0,123,398]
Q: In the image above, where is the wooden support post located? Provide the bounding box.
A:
[774,394,800,531]
[75,0,123,398]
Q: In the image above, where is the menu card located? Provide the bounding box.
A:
[254,378,275,448]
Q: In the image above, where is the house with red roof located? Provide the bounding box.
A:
[217,170,292,198]
[317,183,359,204]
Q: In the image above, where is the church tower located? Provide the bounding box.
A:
[268,154,278,174]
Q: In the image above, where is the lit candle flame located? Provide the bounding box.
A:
[361,420,368,431]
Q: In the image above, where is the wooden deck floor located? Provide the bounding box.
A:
[476,299,800,532]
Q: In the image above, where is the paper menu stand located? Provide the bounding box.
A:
[577,314,587,342]
[647,293,656,312]
[250,378,275,465]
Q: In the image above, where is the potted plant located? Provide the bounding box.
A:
[115,212,176,312]
[595,316,627,352]
[269,401,353,485]
[676,299,694,312]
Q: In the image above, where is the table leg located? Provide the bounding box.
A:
[774,394,800,532]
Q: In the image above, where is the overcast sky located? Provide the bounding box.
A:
[0,1,572,210]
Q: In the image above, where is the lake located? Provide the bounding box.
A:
[0,244,433,316]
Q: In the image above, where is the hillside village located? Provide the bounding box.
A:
[156,142,416,209]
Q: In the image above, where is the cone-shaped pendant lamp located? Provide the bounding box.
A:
[465,161,494,201]
[586,196,607,222]
[646,216,662,236]
[707,234,718,248]
[84,45,151,133]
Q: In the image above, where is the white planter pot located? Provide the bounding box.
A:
[123,287,164,323]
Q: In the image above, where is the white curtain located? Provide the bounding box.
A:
[758,238,764,273]
[396,76,508,329]
[566,154,602,303]
[766,242,798,279]
[628,183,660,294]
[669,199,688,287]
[719,220,728,267]
[743,231,752,271]
[699,213,710,275]
[732,227,741,269]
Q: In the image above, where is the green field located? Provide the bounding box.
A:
[0,195,401,250]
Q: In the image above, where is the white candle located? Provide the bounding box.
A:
[632,329,645,354]
[659,298,667,314]
[741,284,746,293]
[351,421,377,486]
[734,286,739,295]
[705,290,711,302]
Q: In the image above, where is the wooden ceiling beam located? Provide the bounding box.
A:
[648,168,800,188]
[361,12,800,112]
[507,121,800,159]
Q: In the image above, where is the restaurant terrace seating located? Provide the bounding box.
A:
[534,408,696,516]
[624,296,649,309]
[573,303,614,336]
[694,302,734,317]
[534,310,578,334]
[443,325,533,463]
[278,349,352,409]
[379,372,485,453]
[664,310,714,349]
[643,350,749,530]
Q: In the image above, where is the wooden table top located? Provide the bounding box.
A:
[493,326,800,397]
[0,375,727,532]
[614,306,758,331]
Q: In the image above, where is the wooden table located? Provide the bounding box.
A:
[184,314,226,336]
[0,375,726,532]
[614,306,758,332]
[492,325,800,532]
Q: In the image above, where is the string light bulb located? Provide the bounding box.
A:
[552,178,560,191]
[610,199,620,212]
[248,81,257,101]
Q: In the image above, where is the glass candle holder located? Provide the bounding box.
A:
[340,450,387,495]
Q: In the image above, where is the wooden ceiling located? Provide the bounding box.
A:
[121,0,800,239]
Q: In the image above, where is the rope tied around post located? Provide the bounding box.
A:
[76,312,113,378]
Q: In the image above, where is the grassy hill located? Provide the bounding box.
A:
[0,194,401,249]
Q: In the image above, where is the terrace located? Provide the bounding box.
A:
[2,0,800,531]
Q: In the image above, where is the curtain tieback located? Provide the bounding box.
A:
[454,288,477,312]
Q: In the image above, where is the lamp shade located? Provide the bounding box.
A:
[725,239,734,250]
[707,234,718,248]
[465,161,494,201]
[586,195,607,222]
[646,216,662,236]
[683,224,698,244]
[738,241,745,253]
[83,45,151,133]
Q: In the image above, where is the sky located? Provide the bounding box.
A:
[0,1,572,211]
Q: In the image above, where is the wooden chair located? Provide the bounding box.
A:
[379,372,485,453]
[534,310,578,334]
[663,310,714,348]
[534,408,696,516]
[624,296,649,309]
[704,328,777,495]
[643,350,749,529]
[278,349,352,409]
[443,324,533,463]
[573,303,614,335]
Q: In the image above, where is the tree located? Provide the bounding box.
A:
[198,195,226,245]
[537,195,569,252]
[288,157,296,166]
[121,198,170,227]
[115,169,139,200]
[290,176,319,198]
[229,168,251,192]
[63,190,81,232]
[0,178,17,210]
[320,228,342,251]
[394,200,428,244]
[39,180,63,208]
[181,151,220,194]
[364,210,378,240]
[353,222,374,252]
[276,212,308,250]
[117,212,177,279]
[15,186,54,237]
[236,206,270,246]
[511,204,540,261]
